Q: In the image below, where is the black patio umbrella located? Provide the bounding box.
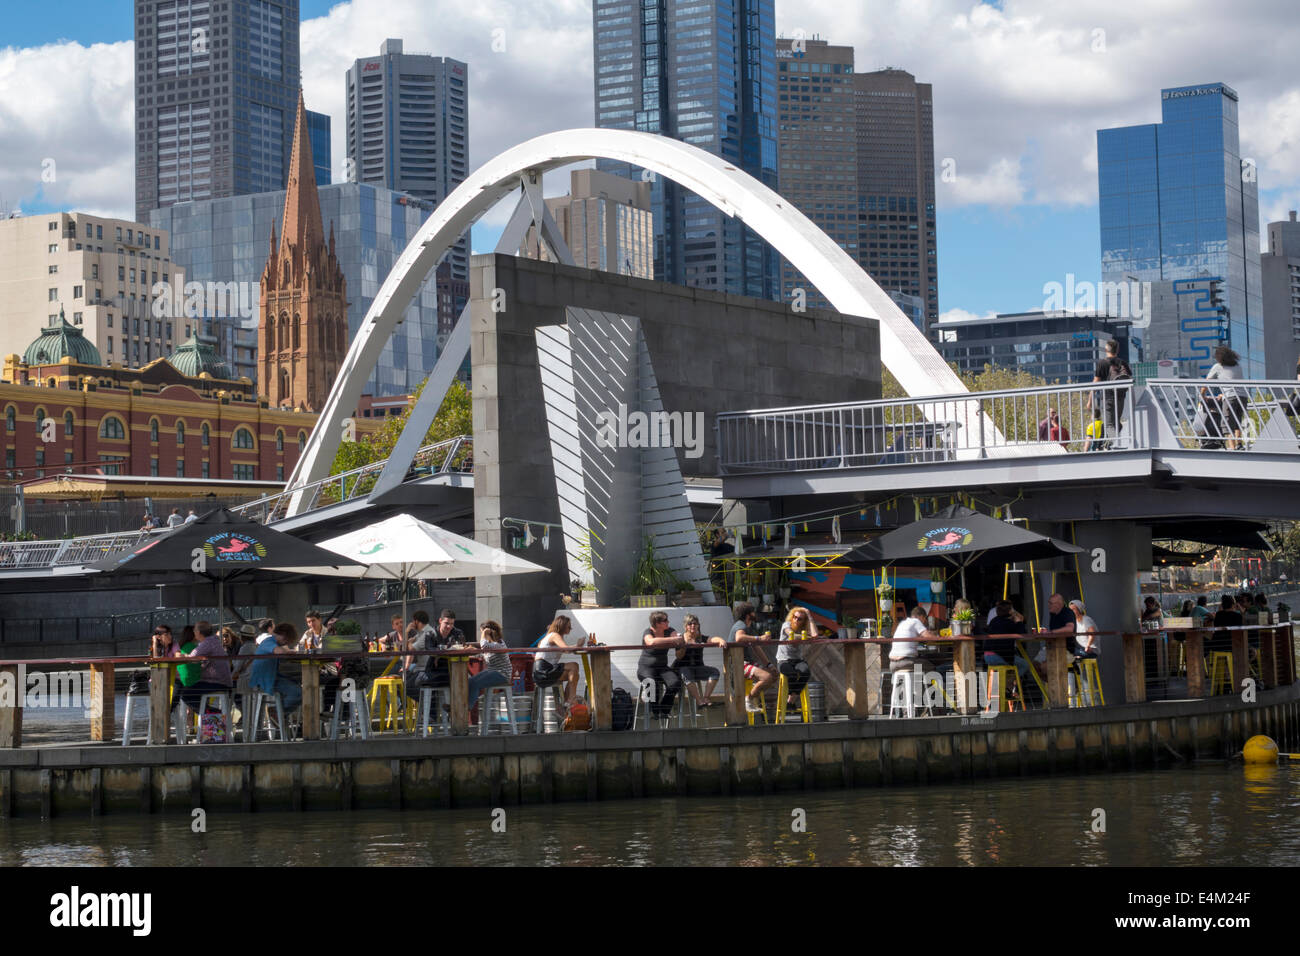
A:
[89,508,367,619]
[840,505,1085,598]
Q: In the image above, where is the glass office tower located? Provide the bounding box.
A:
[593,0,779,301]
[1098,83,1263,375]
[307,110,332,186]
[135,0,301,222]
[152,183,440,396]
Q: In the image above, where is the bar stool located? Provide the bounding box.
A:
[121,693,150,745]
[1069,659,1105,707]
[477,684,519,737]
[670,680,701,727]
[774,674,811,723]
[580,654,598,728]
[247,691,286,742]
[743,677,768,726]
[985,665,1027,713]
[418,686,451,738]
[369,676,406,732]
[329,685,371,740]
[888,669,915,718]
[1208,651,1235,696]
[195,690,233,743]
[532,681,567,733]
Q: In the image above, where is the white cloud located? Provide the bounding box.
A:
[937,308,997,324]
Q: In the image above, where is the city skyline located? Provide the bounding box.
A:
[4,0,1300,324]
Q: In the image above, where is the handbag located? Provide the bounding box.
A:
[199,712,228,744]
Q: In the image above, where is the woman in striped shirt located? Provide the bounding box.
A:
[470,620,512,710]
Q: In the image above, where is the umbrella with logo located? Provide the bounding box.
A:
[89,508,368,619]
[317,513,549,626]
[839,505,1084,598]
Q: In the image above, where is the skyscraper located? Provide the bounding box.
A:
[776,37,856,311]
[522,169,654,279]
[1098,83,1263,375]
[134,0,301,223]
[593,0,779,301]
[1262,212,1300,379]
[855,68,939,331]
[306,110,332,186]
[345,39,470,279]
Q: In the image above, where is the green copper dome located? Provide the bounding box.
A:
[23,310,103,366]
[167,335,233,380]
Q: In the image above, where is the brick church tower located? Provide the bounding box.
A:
[259,91,348,411]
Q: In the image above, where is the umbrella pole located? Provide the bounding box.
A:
[401,569,408,633]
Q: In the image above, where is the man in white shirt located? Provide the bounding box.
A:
[888,606,940,673]
[166,507,185,529]
[184,509,198,524]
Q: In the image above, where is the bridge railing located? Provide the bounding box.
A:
[0,529,161,571]
[1145,380,1300,453]
[717,381,1136,474]
[230,435,473,523]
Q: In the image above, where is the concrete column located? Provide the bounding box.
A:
[268,582,312,626]
[1074,520,1141,707]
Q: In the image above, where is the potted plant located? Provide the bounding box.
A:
[838,610,859,640]
[951,607,975,636]
[876,583,895,611]
[674,576,703,606]
[626,535,673,608]
[575,530,602,605]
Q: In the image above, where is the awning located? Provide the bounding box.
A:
[19,474,283,501]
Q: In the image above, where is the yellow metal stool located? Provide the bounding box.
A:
[369,676,407,731]
[985,665,1027,713]
[774,674,811,724]
[580,654,598,727]
[743,677,769,726]
[1208,651,1234,696]
[1070,658,1105,707]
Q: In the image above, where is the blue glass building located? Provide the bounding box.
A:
[1098,83,1263,375]
[307,110,332,186]
[593,0,779,301]
[151,183,440,396]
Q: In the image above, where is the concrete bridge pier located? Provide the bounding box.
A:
[1074,521,1146,705]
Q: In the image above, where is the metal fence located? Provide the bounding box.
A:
[1145,380,1300,452]
[0,493,264,539]
[230,435,472,523]
[717,381,1135,474]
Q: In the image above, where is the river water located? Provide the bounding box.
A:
[2,763,1296,866]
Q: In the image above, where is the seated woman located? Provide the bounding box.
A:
[673,613,725,707]
[534,615,589,713]
[469,620,512,711]
[637,611,684,720]
[777,607,817,708]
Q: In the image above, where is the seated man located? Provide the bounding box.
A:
[404,609,459,701]
[984,600,1030,678]
[728,602,776,714]
[248,622,303,715]
[888,606,941,674]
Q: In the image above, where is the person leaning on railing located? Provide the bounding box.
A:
[637,611,684,720]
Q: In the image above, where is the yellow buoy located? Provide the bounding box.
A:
[1243,735,1279,765]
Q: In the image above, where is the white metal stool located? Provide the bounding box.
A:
[476,683,519,736]
[669,680,701,727]
[531,682,566,733]
[122,693,150,745]
[329,685,371,740]
[888,669,916,718]
[248,691,286,742]
[418,686,451,738]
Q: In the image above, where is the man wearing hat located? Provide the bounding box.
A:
[230,623,262,729]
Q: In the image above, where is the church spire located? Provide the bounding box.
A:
[279,89,324,258]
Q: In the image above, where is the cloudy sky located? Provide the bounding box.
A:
[1,0,1297,320]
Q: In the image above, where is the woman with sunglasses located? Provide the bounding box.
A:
[777,607,817,709]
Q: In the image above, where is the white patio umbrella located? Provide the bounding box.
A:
[317,513,550,625]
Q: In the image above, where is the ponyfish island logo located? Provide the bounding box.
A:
[917,526,973,553]
[359,540,386,556]
[202,532,267,563]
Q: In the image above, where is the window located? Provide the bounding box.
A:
[34,408,46,435]
[176,421,185,445]
[49,265,58,274]
[276,465,284,481]
[48,244,58,253]
[149,419,159,442]
[85,223,92,239]
[73,285,83,299]
[64,412,74,437]
[232,428,254,449]
[108,336,113,353]
[49,288,58,302]
[118,266,125,281]
[275,429,284,451]
[201,423,210,447]
[4,407,13,433]
[201,460,210,478]
[48,221,57,231]
[92,264,98,280]
[149,458,159,477]
[232,463,256,481]
[96,225,102,240]
[35,449,44,477]
[115,227,121,241]
[176,458,185,477]
[5,449,14,469]
[298,431,306,453]
[98,416,126,439]
[65,450,73,466]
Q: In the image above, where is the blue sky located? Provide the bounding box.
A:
[3,0,1296,320]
